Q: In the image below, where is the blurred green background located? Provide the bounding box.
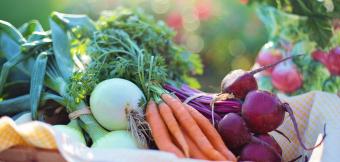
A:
[0,0,267,91]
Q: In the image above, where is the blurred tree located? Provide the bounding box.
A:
[0,0,266,91]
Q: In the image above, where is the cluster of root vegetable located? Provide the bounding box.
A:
[165,55,326,162]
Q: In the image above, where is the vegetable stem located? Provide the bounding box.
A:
[75,101,108,142]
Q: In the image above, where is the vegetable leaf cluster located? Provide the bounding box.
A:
[68,9,203,103]
[251,0,340,48]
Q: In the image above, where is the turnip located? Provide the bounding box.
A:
[92,130,139,149]
[256,42,283,75]
[271,62,302,93]
[221,55,301,99]
[90,78,147,147]
[242,90,326,150]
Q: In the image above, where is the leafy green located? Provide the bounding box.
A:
[97,9,202,86]
[69,29,167,102]
[18,20,44,39]
[30,52,49,119]
[251,0,340,48]
[69,9,203,103]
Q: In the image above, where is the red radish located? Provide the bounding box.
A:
[242,90,326,150]
[311,49,328,65]
[217,113,252,150]
[325,47,340,76]
[256,42,283,74]
[221,55,301,99]
[271,62,302,93]
[257,134,282,156]
[239,141,281,162]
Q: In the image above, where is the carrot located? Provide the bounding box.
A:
[161,94,226,161]
[159,102,190,157]
[186,104,237,162]
[145,100,185,158]
[182,129,208,160]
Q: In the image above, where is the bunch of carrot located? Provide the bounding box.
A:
[146,93,237,161]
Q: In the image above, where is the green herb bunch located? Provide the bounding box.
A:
[69,8,203,103]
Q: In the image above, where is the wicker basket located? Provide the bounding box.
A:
[0,146,66,162]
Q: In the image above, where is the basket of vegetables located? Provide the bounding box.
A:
[0,6,337,162]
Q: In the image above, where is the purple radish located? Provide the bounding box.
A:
[257,134,282,156]
[217,113,252,150]
[242,90,284,133]
[242,90,326,150]
[239,141,282,162]
[217,113,284,158]
[221,55,302,99]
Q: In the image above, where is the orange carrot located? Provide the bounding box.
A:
[146,100,185,158]
[186,104,237,162]
[182,130,209,160]
[161,94,226,161]
[159,102,190,157]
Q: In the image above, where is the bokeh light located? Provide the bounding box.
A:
[0,0,267,91]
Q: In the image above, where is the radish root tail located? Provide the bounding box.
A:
[282,103,326,151]
[288,155,302,162]
[274,129,291,143]
[127,105,151,148]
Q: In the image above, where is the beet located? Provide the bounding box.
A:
[239,142,282,162]
[242,90,326,150]
[271,62,302,93]
[256,42,283,75]
[217,113,251,150]
[257,134,282,156]
[221,55,300,99]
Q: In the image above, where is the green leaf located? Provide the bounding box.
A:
[305,17,332,48]
[49,18,73,80]
[49,12,96,80]
[30,52,49,120]
[18,20,44,39]
[0,95,30,116]
[0,20,26,44]
[50,12,96,36]
[291,40,316,55]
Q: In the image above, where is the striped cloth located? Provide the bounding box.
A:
[272,91,340,162]
[0,117,57,152]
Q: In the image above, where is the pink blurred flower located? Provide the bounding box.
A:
[166,11,183,30]
[194,0,212,20]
